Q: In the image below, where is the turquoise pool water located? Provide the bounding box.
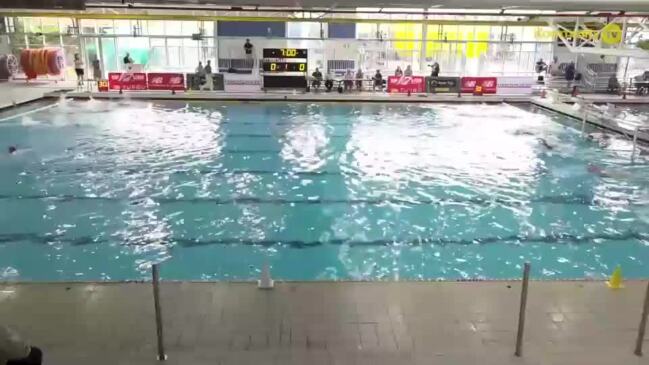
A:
[0,99,648,281]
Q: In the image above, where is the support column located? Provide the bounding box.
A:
[420,19,427,74]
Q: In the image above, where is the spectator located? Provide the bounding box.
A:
[373,70,383,91]
[201,60,213,91]
[607,75,620,94]
[311,67,323,89]
[429,62,440,77]
[324,70,334,92]
[91,58,102,81]
[123,52,133,70]
[404,65,413,77]
[195,61,205,89]
[355,68,363,90]
[633,71,649,95]
[244,39,254,59]
[565,61,576,82]
[73,53,84,86]
[344,69,353,91]
[394,66,403,77]
[0,325,42,365]
[535,58,547,73]
[547,56,560,76]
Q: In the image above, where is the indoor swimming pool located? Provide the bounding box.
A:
[0,99,648,281]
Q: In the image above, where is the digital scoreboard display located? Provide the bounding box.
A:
[263,62,307,72]
[262,48,308,59]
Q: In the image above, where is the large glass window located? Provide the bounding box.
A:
[287,22,325,38]
[165,21,182,36]
[148,21,165,36]
[1,15,559,77]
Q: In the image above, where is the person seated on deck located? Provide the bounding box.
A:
[607,75,620,94]
[535,58,547,74]
[324,71,334,92]
[394,66,403,77]
[344,69,354,91]
[0,325,43,365]
[311,68,323,89]
[634,71,649,95]
[373,70,383,91]
[429,62,440,77]
[404,65,413,77]
[355,68,364,90]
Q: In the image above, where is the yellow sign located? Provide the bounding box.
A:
[600,23,623,45]
[534,24,623,46]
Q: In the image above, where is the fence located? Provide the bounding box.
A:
[146,262,649,361]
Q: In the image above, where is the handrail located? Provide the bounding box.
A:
[575,98,649,163]
[631,126,649,164]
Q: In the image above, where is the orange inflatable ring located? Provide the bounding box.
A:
[19,48,66,79]
[20,49,36,79]
[46,48,65,75]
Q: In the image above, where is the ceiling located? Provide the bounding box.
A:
[85,0,649,12]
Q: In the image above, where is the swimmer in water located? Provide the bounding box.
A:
[537,138,554,150]
[586,163,631,179]
[587,163,604,175]
[8,146,16,154]
[587,132,611,147]
[513,130,535,136]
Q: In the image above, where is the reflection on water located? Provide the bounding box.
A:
[0,100,648,281]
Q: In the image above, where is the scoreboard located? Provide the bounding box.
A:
[262,48,308,89]
[263,62,307,72]
[262,48,308,59]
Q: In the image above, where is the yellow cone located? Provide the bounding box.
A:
[607,265,624,289]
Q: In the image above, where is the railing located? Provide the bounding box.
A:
[576,100,649,163]
[631,126,649,164]
[145,262,649,361]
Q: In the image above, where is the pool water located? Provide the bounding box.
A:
[0,99,648,281]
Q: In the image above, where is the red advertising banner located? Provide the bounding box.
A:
[147,73,185,91]
[108,72,147,90]
[387,76,426,93]
[460,77,497,94]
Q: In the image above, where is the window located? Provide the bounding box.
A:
[165,21,182,36]
[287,22,324,38]
[40,18,59,33]
[96,20,114,35]
[356,23,378,39]
[181,21,200,36]
[147,21,165,36]
[114,20,131,35]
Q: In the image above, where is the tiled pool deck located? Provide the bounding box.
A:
[2,281,649,365]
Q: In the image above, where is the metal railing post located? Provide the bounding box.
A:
[152,264,167,361]
[635,281,649,356]
[515,262,531,357]
[631,127,639,164]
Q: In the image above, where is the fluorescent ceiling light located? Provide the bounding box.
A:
[426,8,501,14]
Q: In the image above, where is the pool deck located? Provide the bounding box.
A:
[59,89,649,104]
[63,89,533,103]
[0,80,75,110]
[2,280,649,365]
